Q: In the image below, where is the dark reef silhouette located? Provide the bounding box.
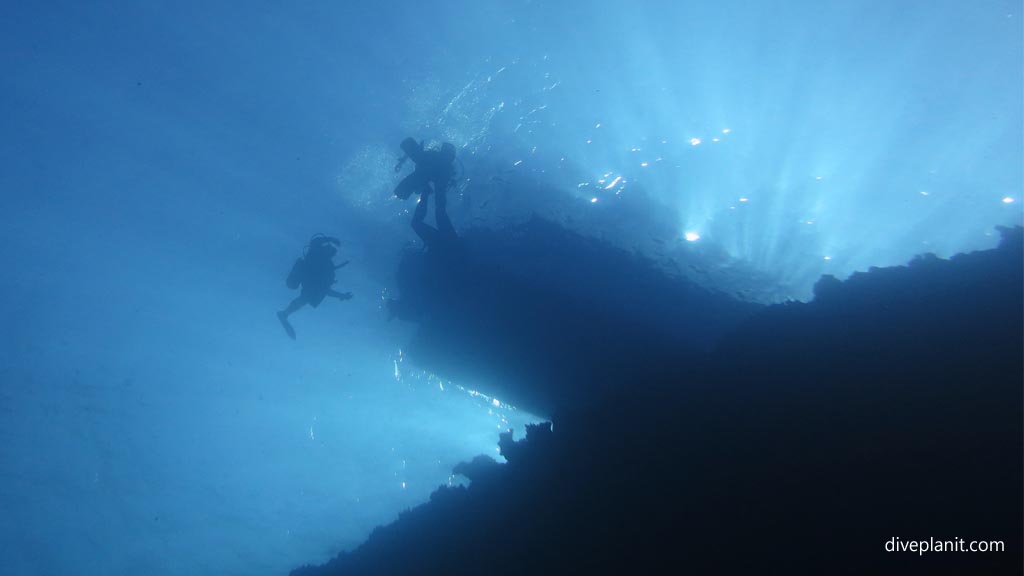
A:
[298,225,1022,575]
[388,216,762,415]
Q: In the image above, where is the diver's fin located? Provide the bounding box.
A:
[277,311,296,340]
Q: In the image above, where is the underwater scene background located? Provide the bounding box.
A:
[1,1,1020,575]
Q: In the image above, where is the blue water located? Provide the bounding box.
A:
[0,1,1020,575]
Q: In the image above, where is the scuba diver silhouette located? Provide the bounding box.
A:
[393,137,459,248]
[277,234,352,339]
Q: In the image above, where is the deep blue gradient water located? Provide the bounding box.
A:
[1,1,1020,575]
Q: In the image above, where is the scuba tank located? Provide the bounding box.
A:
[286,257,305,289]
[286,234,340,289]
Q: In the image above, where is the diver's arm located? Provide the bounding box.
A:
[328,288,353,300]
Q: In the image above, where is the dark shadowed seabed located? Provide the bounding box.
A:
[294,225,1023,576]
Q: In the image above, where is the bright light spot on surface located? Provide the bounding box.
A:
[631,147,641,152]
[815,176,823,180]
[1002,197,1015,204]
[513,160,522,166]
[491,398,500,407]
[586,139,592,144]
[722,128,731,134]
[309,427,315,441]
[806,220,814,225]
[401,482,406,490]
[604,176,622,189]
[690,138,701,146]
[595,122,601,128]
[824,256,832,261]
[739,197,749,203]
[640,162,648,167]
[684,232,700,242]
[591,197,598,203]
[920,191,930,196]
[712,138,720,142]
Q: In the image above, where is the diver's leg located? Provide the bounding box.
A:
[393,174,414,200]
[394,172,426,200]
[277,296,305,339]
[280,296,306,318]
[434,186,456,239]
[411,195,440,247]
[434,184,447,211]
[412,192,429,224]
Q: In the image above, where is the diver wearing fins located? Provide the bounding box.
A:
[393,137,459,248]
[277,234,352,339]
[393,137,456,201]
